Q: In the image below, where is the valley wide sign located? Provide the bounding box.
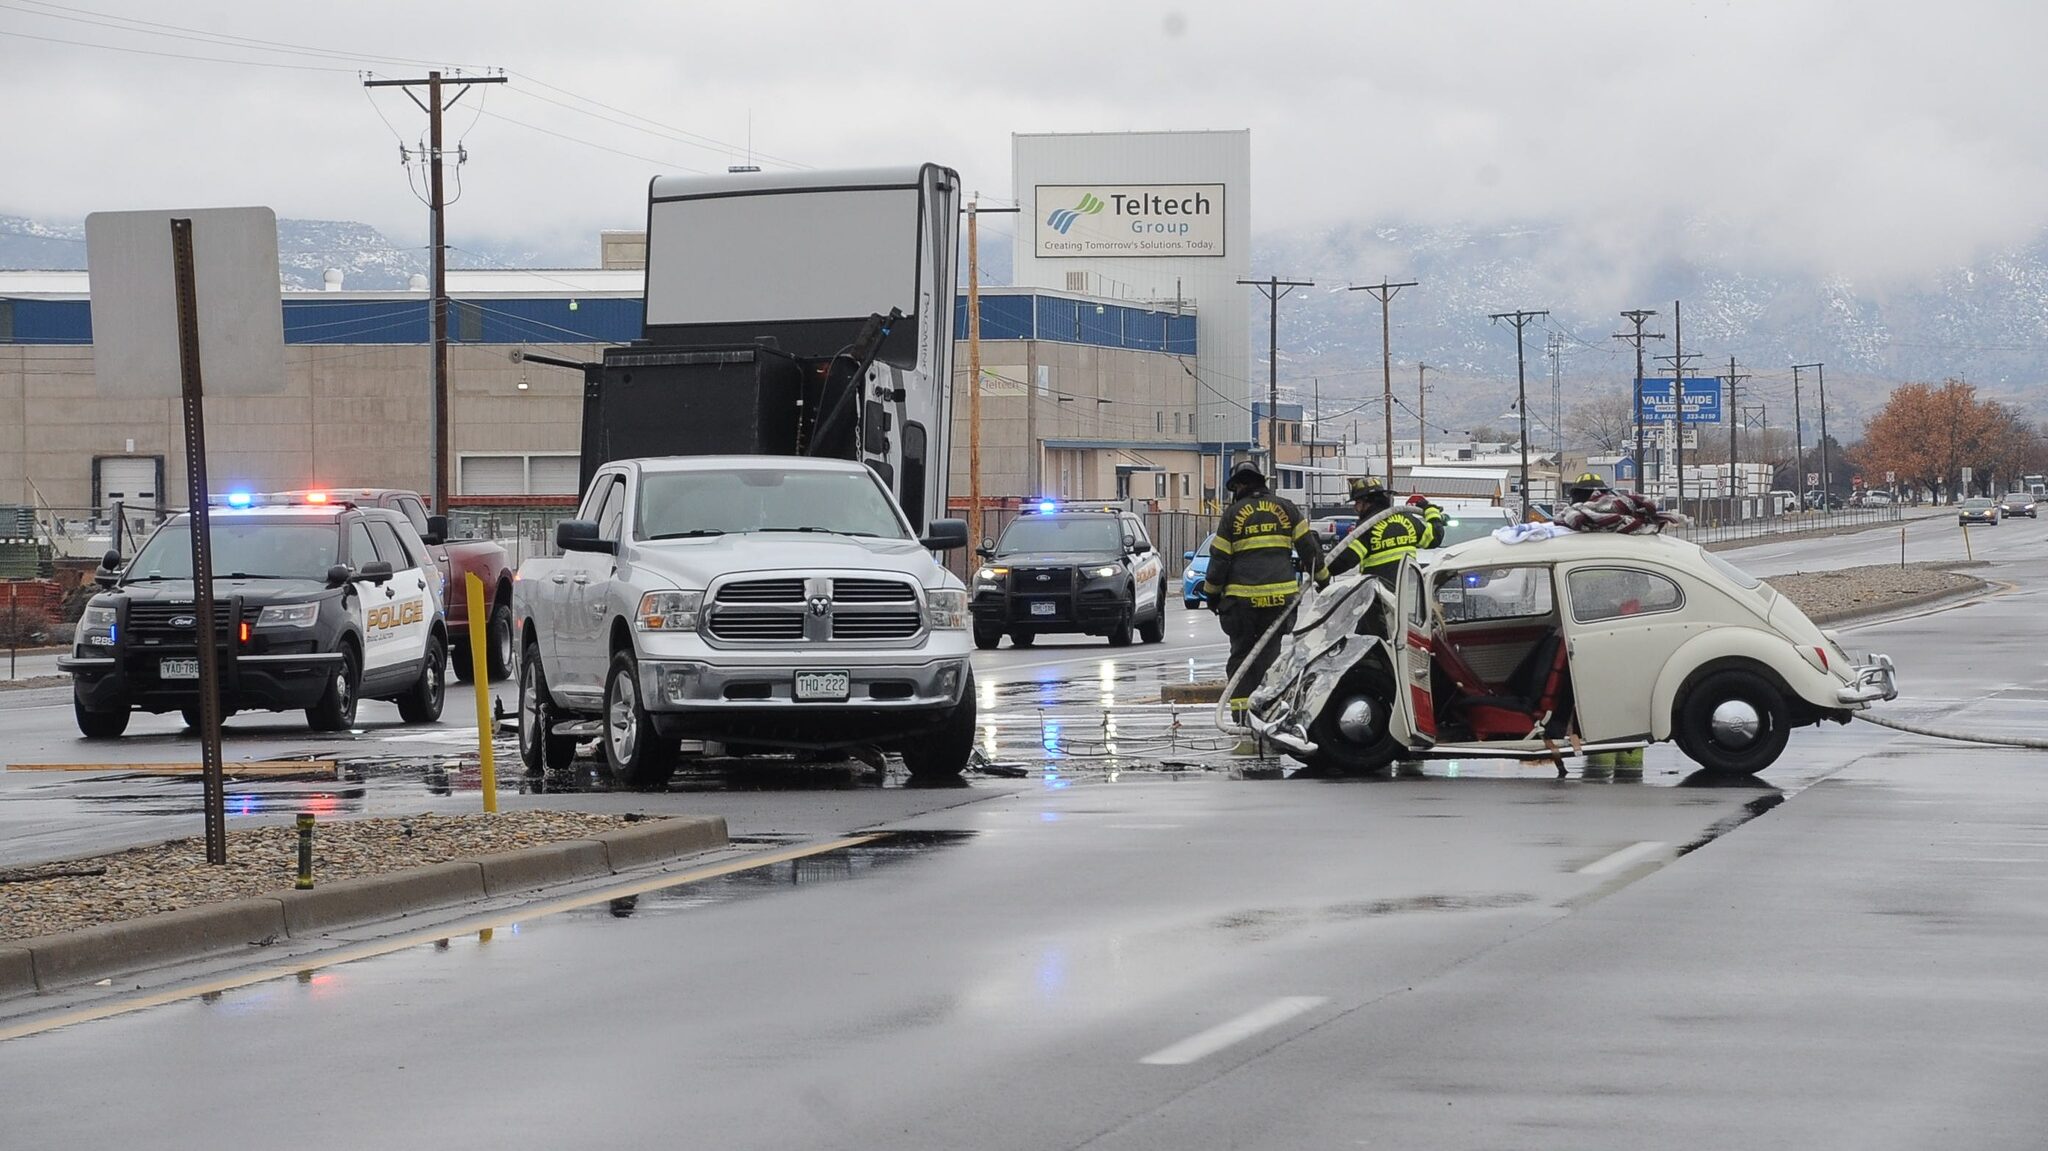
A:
[1034,183,1226,258]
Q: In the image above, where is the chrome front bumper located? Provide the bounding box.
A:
[637,656,970,711]
[1837,653,1898,705]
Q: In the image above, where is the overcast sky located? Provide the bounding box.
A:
[3,0,2043,286]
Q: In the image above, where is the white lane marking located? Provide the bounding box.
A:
[1577,840,1668,876]
[1139,996,1327,1066]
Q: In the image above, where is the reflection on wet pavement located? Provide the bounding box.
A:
[588,831,975,920]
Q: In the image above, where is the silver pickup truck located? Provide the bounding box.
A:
[512,456,976,786]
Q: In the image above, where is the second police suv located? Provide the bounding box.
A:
[60,492,449,736]
[970,501,1170,650]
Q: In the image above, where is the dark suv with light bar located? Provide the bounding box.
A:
[970,505,1169,650]
[58,498,448,737]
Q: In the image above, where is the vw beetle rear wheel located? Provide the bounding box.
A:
[1675,667,1791,779]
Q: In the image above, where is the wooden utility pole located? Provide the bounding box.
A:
[1488,309,1549,519]
[1349,278,1417,486]
[363,70,506,511]
[1726,355,1749,519]
[1416,362,1431,464]
[1238,275,1314,464]
[966,199,982,539]
[1793,361,1826,508]
[1613,310,1664,494]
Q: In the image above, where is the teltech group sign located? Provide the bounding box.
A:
[1034,184,1226,258]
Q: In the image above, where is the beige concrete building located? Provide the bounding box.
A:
[2,273,1230,524]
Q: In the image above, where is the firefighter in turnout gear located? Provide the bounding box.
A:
[1203,464,1322,711]
[1325,476,1442,582]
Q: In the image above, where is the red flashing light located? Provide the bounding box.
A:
[304,491,329,504]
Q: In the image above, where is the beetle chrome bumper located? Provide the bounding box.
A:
[1837,653,1898,705]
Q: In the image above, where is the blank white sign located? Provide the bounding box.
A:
[645,188,919,326]
[85,207,286,396]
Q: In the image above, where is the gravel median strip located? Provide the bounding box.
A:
[0,811,710,944]
[1764,562,1987,624]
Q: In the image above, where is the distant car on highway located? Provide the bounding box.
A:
[1246,529,1897,780]
[1182,532,1215,608]
[1958,497,2000,526]
[1998,492,2037,519]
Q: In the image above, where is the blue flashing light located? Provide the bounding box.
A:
[1038,500,1057,514]
[226,491,252,507]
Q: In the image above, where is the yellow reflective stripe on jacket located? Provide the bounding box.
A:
[1360,545,1414,570]
[1291,519,1311,539]
[1222,580,1299,597]
[1228,535,1296,551]
[1208,536,1236,555]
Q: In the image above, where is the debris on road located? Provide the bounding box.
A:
[0,811,645,942]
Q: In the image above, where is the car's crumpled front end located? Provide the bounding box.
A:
[1233,576,1396,756]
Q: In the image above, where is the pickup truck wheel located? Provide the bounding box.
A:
[1137,585,1166,644]
[75,694,130,739]
[305,645,360,732]
[396,635,447,724]
[973,621,1003,651]
[603,650,676,789]
[485,600,515,681]
[518,641,578,774]
[1303,662,1400,775]
[901,671,976,780]
[1675,667,1790,778]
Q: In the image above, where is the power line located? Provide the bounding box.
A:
[6,0,481,68]
[0,27,361,71]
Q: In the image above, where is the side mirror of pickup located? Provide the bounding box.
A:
[920,518,970,551]
[423,514,448,546]
[356,561,394,584]
[556,519,615,555]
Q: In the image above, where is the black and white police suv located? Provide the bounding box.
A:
[969,503,1170,650]
[59,496,448,737]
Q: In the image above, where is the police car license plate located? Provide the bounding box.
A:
[1029,601,1057,617]
[794,671,851,702]
[160,658,199,680]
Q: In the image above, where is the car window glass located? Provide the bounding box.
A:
[125,517,340,581]
[347,521,377,568]
[1568,567,1684,623]
[1434,566,1555,623]
[578,474,615,521]
[367,520,415,569]
[998,516,1122,553]
[596,481,627,541]
[397,496,430,535]
[1405,562,1429,627]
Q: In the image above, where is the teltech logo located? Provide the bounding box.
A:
[1036,183,1225,257]
[1046,192,1105,234]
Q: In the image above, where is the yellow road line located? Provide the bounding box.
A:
[0,834,882,1043]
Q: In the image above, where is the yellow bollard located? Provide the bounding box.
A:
[466,572,498,814]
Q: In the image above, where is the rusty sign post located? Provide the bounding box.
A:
[169,218,229,864]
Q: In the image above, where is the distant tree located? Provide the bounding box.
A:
[1859,379,1999,502]
[1566,391,1636,455]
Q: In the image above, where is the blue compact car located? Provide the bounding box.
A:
[1181,533,1215,607]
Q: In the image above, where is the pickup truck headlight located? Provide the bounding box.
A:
[256,602,321,629]
[1085,564,1121,579]
[637,590,703,632]
[77,604,117,647]
[925,589,969,630]
[975,566,1007,584]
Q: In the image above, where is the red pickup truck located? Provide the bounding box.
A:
[269,489,515,682]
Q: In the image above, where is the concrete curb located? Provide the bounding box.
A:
[2,815,727,996]
[1162,681,1226,704]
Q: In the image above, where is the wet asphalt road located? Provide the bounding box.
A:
[3,522,2045,1146]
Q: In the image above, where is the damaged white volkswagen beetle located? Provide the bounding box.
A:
[1242,530,1897,778]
